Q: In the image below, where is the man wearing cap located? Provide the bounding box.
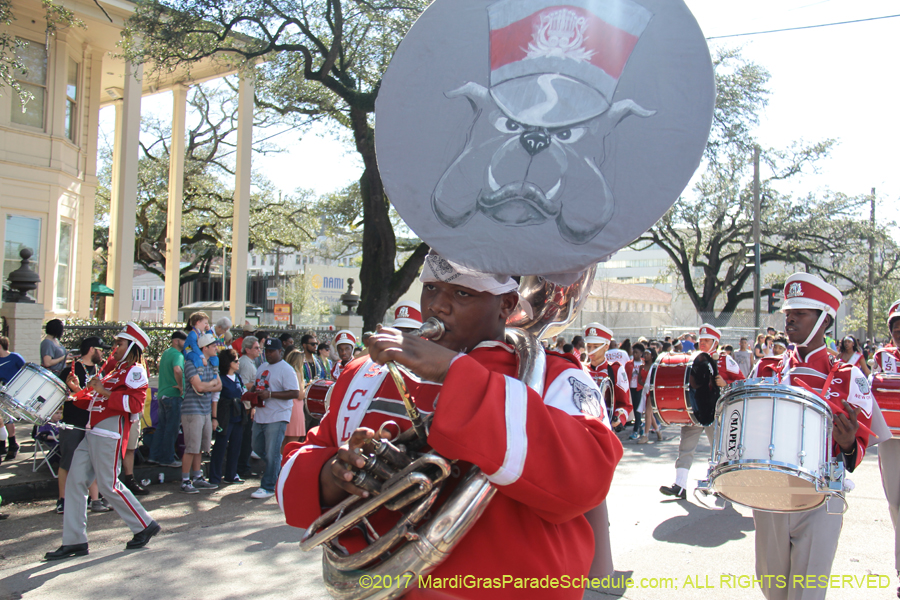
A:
[278,252,623,598]
[660,323,744,500]
[330,330,357,380]
[582,322,630,431]
[872,298,900,593]
[250,337,300,499]
[148,330,187,468]
[180,332,221,494]
[45,323,160,560]
[751,273,877,600]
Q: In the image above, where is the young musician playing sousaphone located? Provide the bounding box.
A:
[660,323,745,500]
[872,298,900,596]
[277,252,624,599]
[753,273,876,600]
[45,322,161,560]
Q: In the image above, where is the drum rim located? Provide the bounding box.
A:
[709,462,833,512]
[8,362,69,395]
[715,392,834,420]
[649,351,718,427]
[710,458,829,485]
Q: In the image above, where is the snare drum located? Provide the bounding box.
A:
[701,378,843,512]
[649,351,719,426]
[871,374,900,437]
[305,379,335,424]
[0,363,68,425]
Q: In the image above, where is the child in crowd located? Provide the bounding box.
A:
[184,312,218,368]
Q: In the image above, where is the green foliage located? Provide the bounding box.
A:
[0,0,82,104]
[278,273,332,325]
[58,319,184,376]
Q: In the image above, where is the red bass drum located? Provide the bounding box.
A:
[872,374,900,437]
[649,351,719,426]
[304,379,335,430]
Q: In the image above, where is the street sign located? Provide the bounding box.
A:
[266,287,278,300]
[274,303,292,322]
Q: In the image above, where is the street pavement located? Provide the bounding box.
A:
[0,428,895,600]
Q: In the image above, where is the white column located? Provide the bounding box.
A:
[105,61,142,322]
[230,75,253,325]
[164,84,189,323]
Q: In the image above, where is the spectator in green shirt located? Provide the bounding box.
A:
[148,331,187,467]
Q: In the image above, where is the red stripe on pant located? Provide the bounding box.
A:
[113,417,149,529]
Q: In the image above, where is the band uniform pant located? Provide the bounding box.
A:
[63,416,153,545]
[753,505,842,600]
[675,424,715,471]
[880,437,900,571]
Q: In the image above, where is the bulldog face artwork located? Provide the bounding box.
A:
[374,0,715,276]
[433,1,655,245]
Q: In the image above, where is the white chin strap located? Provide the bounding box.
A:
[587,345,608,359]
[796,311,829,348]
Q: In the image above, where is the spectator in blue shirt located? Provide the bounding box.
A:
[0,336,25,462]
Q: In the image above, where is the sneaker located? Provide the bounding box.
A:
[659,484,687,500]
[192,478,218,490]
[56,498,65,514]
[160,460,182,468]
[145,459,159,465]
[628,432,640,440]
[5,441,19,461]
[90,499,111,513]
[228,476,244,484]
[100,496,110,509]
[250,487,275,499]
[250,451,261,460]
[180,480,199,494]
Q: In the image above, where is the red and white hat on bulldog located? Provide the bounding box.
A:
[888,298,900,329]
[393,301,423,330]
[584,322,613,345]
[116,322,151,352]
[698,323,721,344]
[333,330,357,348]
[782,272,843,347]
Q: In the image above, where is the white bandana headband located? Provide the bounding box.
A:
[420,252,519,295]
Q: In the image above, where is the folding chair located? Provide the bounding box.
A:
[32,422,61,478]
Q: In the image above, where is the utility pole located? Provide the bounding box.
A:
[753,146,761,329]
[867,188,875,342]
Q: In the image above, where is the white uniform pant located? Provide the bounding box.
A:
[753,505,842,600]
[880,438,900,571]
[673,425,714,488]
[62,416,152,545]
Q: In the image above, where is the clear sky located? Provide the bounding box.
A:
[109,0,899,223]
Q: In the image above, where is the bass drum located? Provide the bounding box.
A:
[872,374,900,437]
[304,379,335,431]
[649,351,719,426]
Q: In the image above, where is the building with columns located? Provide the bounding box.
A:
[1,0,253,325]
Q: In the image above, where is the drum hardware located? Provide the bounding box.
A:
[648,351,719,426]
[871,373,900,437]
[696,378,847,514]
[0,363,68,426]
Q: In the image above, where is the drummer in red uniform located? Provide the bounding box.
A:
[754,273,874,600]
[872,298,900,595]
[330,330,357,381]
[660,323,744,500]
[45,322,160,560]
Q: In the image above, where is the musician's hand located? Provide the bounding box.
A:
[715,375,727,388]
[833,401,861,453]
[320,428,377,506]
[89,378,104,392]
[367,325,456,383]
[65,371,80,392]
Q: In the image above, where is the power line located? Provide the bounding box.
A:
[706,13,900,40]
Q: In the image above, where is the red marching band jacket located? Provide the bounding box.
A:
[71,356,149,448]
[716,352,746,385]
[873,345,900,374]
[277,342,624,599]
[586,351,632,427]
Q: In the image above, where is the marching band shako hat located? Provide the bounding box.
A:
[393,301,423,330]
[116,322,151,352]
[781,272,843,347]
[487,0,652,128]
[583,322,613,344]
[333,329,357,348]
[698,323,721,343]
[888,298,900,329]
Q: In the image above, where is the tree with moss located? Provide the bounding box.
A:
[121,0,430,330]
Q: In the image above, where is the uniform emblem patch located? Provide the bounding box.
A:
[856,377,870,395]
[132,371,141,381]
[568,376,602,418]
